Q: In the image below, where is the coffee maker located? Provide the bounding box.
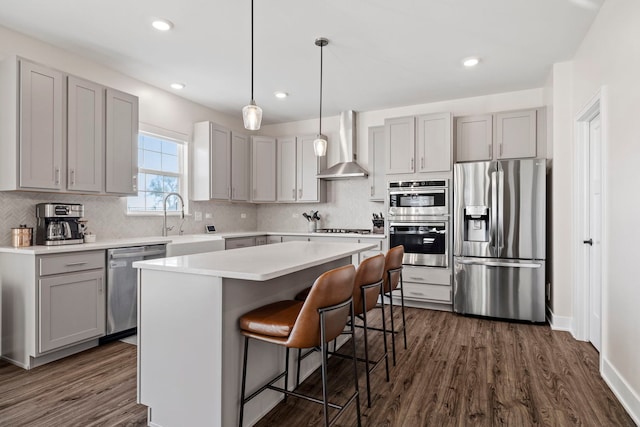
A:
[36,203,85,245]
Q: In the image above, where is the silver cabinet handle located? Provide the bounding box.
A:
[298,189,302,198]
[69,169,75,186]
[65,262,87,267]
[488,144,492,158]
[410,158,414,170]
[55,168,60,185]
[98,277,103,294]
[132,175,137,191]
[292,188,296,199]
[421,157,425,169]
[499,143,503,157]
[370,186,374,197]
[408,276,424,281]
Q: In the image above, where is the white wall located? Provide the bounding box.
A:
[0,25,257,245]
[557,0,640,421]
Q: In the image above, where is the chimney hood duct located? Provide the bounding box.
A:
[316,110,369,179]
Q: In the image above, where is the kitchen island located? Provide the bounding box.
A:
[133,241,376,427]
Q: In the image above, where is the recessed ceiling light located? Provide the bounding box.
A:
[152,19,174,31]
[170,83,185,90]
[463,57,480,67]
[274,91,288,99]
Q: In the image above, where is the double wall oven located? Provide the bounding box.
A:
[388,180,449,268]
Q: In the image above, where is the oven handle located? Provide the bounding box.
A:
[389,189,445,196]
[389,222,446,228]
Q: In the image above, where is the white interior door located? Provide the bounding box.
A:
[588,113,602,352]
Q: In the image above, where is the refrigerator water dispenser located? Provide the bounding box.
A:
[464,205,489,242]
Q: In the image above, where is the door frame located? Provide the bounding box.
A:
[573,87,608,354]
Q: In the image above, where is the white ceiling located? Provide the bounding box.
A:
[0,0,602,125]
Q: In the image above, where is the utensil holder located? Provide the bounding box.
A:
[308,221,317,232]
[372,219,384,234]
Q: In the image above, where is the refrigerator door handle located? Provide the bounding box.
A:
[497,167,504,251]
[490,170,498,253]
[456,259,542,269]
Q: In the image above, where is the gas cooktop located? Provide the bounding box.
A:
[315,228,372,234]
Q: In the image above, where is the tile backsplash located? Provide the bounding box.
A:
[0,179,383,246]
[0,191,257,246]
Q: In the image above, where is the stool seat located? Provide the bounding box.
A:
[240,300,304,338]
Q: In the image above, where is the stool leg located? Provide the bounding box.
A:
[361,288,372,408]
[239,336,249,427]
[320,321,330,427]
[399,274,407,350]
[350,301,362,427]
[296,348,302,388]
[284,347,290,402]
[379,286,390,382]
[387,289,397,366]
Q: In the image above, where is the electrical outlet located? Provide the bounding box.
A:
[205,213,213,219]
[241,213,247,219]
[292,213,299,218]
[194,211,202,221]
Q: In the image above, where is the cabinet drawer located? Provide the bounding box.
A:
[399,282,451,303]
[39,251,105,276]
[402,265,450,286]
[255,236,267,246]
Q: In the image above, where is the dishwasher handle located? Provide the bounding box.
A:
[110,249,166,260]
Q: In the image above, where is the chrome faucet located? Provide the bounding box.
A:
[163,192,185,237]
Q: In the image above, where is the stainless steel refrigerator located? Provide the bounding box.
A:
[453,159,546,322]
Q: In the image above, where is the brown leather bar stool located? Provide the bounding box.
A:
[295,254,389,408]
[349,253,389,408]
[383,245,407,366]
[238,264,361,427]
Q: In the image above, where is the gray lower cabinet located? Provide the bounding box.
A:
[399,265,451,304]
[39,269,105,353]
[225,237,257,250]
[38,251,106,354]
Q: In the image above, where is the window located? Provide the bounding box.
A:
[127,132,188,214]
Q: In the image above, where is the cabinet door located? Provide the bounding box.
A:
[19,60,64,190]
[209,123,231,200]
[39,270,105,353]
[67,76,104,192]
[231,133,249,201]
[368,126,386,201]
[297,135,321,202]
[225,237,256,250]
[385,116,414,174]
[105,89,138,194]
[495,109,537,159]
[455,115,493,162]
[277,137,297,202]
[251,136,276,202]
[417,113,452,172]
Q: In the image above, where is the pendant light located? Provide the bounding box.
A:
[313,37,328,157]
[242,0,262,130]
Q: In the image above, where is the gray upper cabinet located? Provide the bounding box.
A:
[192,121,231,201]
[455,114,493,162]
[277,136,297,202]
[67,76,104,193]
[368,126,386,201]
[276,135,325,203]
[385,116,415,174]
[251,136,276,202]
[0,56,138,194]
[105,88,138,195]
[416,113,452,172]
[455,108,543,162]
[231,133,250,201]
[495,109,537,159]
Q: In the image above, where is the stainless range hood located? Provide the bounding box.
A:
[316,110,369,179]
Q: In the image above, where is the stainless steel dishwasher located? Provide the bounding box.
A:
[105,244,166,339]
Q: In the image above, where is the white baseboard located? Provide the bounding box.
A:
[601,357,640,425]
[546,307,573,333]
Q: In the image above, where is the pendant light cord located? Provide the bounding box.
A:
[319,41,323,135]
[250,0,254,101]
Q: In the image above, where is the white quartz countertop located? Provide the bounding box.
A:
[0,231,384,255]
[133,241,377,281]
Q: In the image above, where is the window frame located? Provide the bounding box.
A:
[126,126,189,216]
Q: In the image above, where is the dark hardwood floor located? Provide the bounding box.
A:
[0,309,634,426]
